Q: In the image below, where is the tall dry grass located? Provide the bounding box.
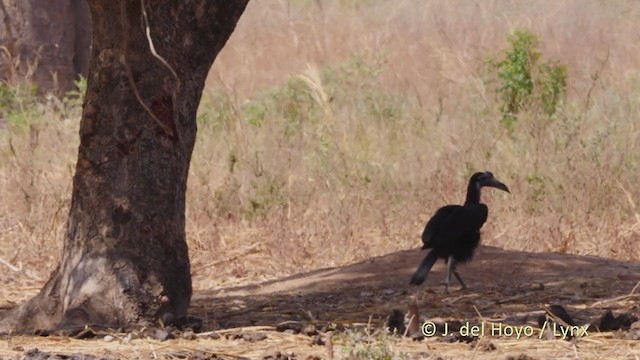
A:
[0,0,639,291]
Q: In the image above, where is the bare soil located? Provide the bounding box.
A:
[1,245,639,359]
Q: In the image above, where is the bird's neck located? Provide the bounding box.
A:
[464,182,481,205]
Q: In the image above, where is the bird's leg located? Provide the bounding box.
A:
[451,262,468,290]
[442,255,454,293]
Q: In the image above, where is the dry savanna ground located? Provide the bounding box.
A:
[1,0,640,358]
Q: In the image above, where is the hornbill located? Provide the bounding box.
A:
[409,171,509,292]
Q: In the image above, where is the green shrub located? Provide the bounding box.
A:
[491,29,568,131]
[0,81,39,128]
[338,329,408,360]
[537,60,568,116]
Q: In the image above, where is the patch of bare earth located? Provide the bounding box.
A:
[1,246,639,359]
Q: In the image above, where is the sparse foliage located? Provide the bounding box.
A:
[338,329,408,360]
[537,60,568,116]
[491,29,568,132]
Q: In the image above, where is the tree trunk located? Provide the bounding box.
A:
[0,0,92,94]
[0,0,248,333]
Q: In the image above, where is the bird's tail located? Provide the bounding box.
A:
[409,251,438,285]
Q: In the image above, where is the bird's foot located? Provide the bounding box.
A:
[439,281,465,293]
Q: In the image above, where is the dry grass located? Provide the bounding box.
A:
[3,245,640,359]
[1,329,639,360]
[194,0,640,287]
[1,0,639,300]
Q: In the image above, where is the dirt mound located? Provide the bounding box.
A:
[197,245,640,329]
[1,246,639,359]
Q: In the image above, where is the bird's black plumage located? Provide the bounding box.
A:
[410,171,509,291]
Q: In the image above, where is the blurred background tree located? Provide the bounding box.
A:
[0,0,91,95]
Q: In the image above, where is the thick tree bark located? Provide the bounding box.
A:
[0,0,248,333]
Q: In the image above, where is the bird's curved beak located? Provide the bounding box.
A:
[486,178,510,193]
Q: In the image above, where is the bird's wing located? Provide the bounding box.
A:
[421,205,461,247]
[421,204,488,248]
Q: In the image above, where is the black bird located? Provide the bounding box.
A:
[410,171,509,292]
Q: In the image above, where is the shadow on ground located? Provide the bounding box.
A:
[193,245,640,330]
[1,246,639,359]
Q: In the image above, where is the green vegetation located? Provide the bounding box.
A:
[491,29,568,132]
[0,81,39,128]
[337,329,408,360]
